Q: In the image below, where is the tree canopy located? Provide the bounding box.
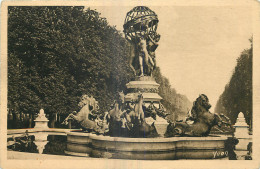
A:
[8,6,191,124]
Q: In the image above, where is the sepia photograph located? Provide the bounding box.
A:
[1,0,260,169]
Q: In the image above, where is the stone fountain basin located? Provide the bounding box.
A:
[65,132,229,160]
[66,132,92,157]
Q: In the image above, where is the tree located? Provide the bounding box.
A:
[215,38,252,127]
[8,6,133,123]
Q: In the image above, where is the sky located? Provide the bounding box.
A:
[92,6,252,111]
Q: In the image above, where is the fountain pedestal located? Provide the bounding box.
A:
[34,109,49,129]
[125,76,162,102]
[153,116,168,136]
[124,76,168,134]
[146,115,168,136]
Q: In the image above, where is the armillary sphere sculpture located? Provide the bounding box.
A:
[123,6,160,77]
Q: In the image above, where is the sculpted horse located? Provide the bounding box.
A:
[145,101,170,120]
[165,94,232,137]
[124,93,158,137]
[145,102,158,120]
[107,92,158,137]
[62,95,101,132]
[106,91,127,137]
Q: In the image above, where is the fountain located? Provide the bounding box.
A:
[34,109,49,129]
[64,6,234,160]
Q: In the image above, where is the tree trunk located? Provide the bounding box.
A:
[68,119,72,129]
[50,113,56,128]
[29,113,32,128]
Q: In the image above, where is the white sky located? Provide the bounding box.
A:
[92,6,252,111]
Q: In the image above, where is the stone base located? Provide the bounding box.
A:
[34,120,49,129]
[146,116,168,136]
[64,150,89,157]
[65,132,92,157]
[235,138,251,150]
[125,92,162,102]
[125,76,162,102]
[125,76,168,136]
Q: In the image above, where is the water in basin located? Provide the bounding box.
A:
[7,133,67,156]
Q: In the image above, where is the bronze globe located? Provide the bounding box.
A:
[123,6,159,41]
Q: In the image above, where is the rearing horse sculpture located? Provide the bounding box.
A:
[124,93,158,137]
[165,94,232,137]
[107,92,157,137]
[62,95,100,132]
[106,91,126,137]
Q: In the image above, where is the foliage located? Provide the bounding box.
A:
[214,39,252,127]
[8,6,133,117]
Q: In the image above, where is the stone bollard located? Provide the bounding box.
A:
[234,112,250,151]
[34,109,49,129]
